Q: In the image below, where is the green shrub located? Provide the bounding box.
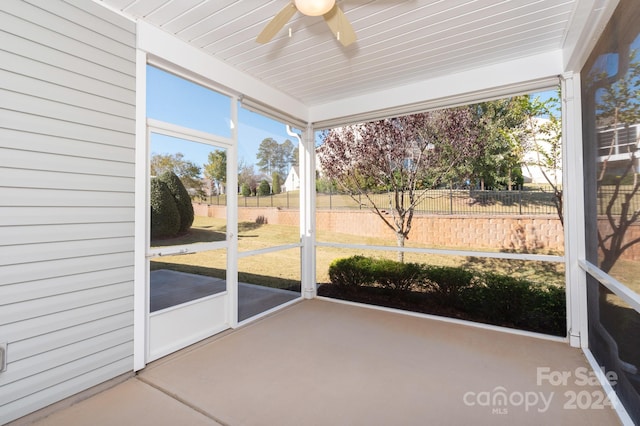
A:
[371,259,422,292]
[526,284,566,336]
[150,178,180,239]
[258,179,271,196]
[328,256,375,288]
[324,256,566,336]
[463,273,532,324]
[241,183,251,197]
[460,273,566,336]
[159,171,194,234]
[272,172,281,194]
[421,265,474,306]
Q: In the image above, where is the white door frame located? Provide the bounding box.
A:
[133,51,239,368]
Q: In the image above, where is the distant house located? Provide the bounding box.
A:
[521,117,563,186]
[283,166,300,192]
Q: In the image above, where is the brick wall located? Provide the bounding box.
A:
[195,203,565,253]
[194,203,640,260]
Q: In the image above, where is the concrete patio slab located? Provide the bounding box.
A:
[140,299,621,426]
[26,300,622,425]
[29,377,220,426]
[150,269,299,321]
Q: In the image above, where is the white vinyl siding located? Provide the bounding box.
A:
[0,0,136,423]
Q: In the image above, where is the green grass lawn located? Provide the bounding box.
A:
[150,215,571,289]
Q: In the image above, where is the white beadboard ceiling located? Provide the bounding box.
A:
[100,0,585,107]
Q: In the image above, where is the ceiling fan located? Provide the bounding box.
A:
[256,0,357,47]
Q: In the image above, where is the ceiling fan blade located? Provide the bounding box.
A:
[323,4,356,47]
[256,2,298,44]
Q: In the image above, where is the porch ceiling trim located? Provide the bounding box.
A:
[310,50,563,129]
[137,21,309,124]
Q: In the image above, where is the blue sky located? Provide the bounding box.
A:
[147,65,296,174]
[147,65,558,176]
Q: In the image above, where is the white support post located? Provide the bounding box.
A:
[227,98,239,327]
[300,123,317,299]
[562,72,588,348]
[133,49,148,371]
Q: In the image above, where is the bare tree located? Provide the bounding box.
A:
[593,50,640,273]
[318,109,480,262]
[520,93,563,225]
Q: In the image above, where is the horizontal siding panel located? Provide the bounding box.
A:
[0,355,132,425]
[0,223,135,247]
[1,206,134,226]
[0,69,135,119]
[0,110,135,149]
[1,89,135,135]
[0,127,134,162]
[1,5,135,72]
[0,297,133,343]
[0,252,134,286]
[0,33,135,99]
[0,266,134,305]
[0,187,135,207]
[0,49,135,107]
[0,147,134,177]
[0,0,137,422]
[0,237,135,266]
[3,281,133,326]
[1,327,133,388]
[23,0,136,54]
[10,312,133,362]
[0,342,132,407]
[63,0,137,34]
[0,30,133,92]
[0,168,134,192]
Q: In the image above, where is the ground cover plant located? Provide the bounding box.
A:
[319,255,567,336]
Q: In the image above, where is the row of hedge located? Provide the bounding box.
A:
[327,256,566,336]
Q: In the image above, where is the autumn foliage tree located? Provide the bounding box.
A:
[318,109,481,262]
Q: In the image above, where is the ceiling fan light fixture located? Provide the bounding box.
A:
[294,0,335,16]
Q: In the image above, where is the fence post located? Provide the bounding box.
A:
[287,191,289,209]
[449,183,453,215]
[359,193,362,210]
[519,187,523,215]
[330,188,333,210]
[598,186,602,214]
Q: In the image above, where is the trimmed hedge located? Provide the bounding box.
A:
[326,255,566,336]
[328,255,375,288]
[159,171,194,234]
[460,273,566,335]
[370,259,422,292]
[150,178,180,239]
[421,265,474,306]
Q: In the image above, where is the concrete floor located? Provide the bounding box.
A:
[27,299,622,425]
[150,269,300,321]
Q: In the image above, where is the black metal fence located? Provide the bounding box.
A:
[597,186,640,215]
[203,188,565,216]
[316,188,560,215]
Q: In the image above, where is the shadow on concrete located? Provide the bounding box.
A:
[150,269,300,322]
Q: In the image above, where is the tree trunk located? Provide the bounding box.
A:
[396,232,405,263]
